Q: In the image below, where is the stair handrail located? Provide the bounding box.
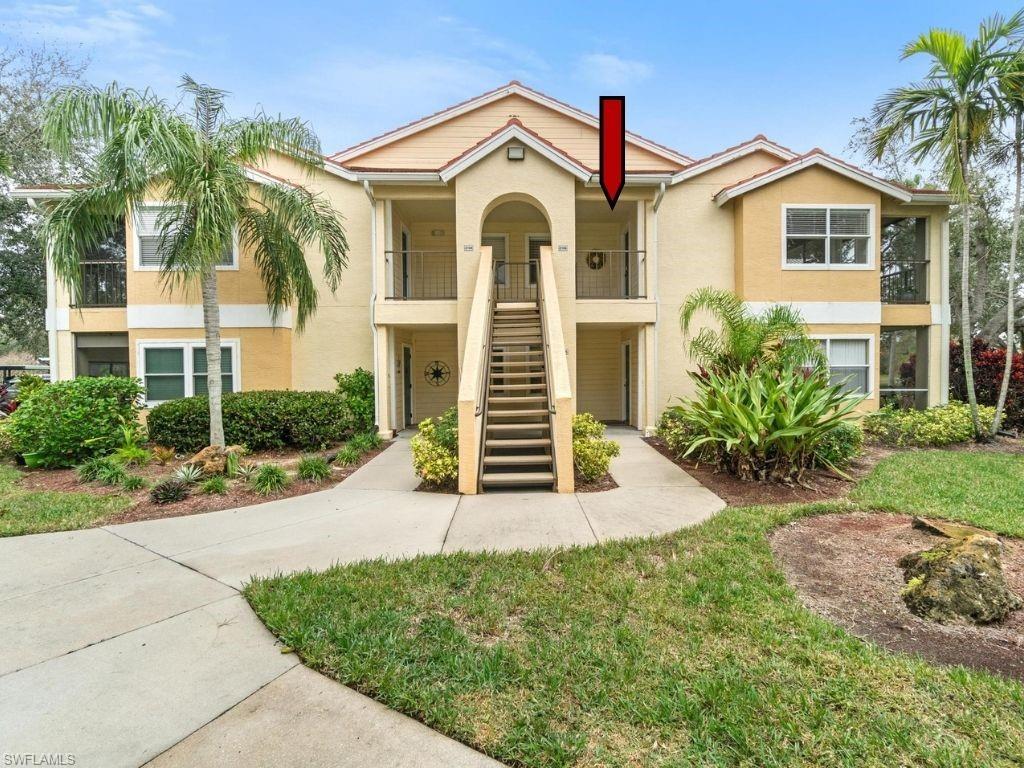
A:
[457,246,496,494]
[536,246,575,492]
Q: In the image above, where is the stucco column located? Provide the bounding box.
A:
[374,325,394,438]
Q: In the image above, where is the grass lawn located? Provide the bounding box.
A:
[0,465,129,537]
[246,451,1024,768]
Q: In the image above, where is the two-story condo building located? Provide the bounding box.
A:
[18,82,951,494]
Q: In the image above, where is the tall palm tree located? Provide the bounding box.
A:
[870,12,1024,439]
[680,287,822,374]
[39,76,348,447]
[991,50,1024,435]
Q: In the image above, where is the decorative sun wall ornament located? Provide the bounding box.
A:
[586,251,606,270]
[424,360,450,386]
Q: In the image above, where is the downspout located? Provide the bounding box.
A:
[365,180,383,430]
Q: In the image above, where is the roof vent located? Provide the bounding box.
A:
[507,145,525,161]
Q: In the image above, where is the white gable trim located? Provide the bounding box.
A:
[714,154,913,206]
[332,82,692,166]
[439,124,592,183]
[669,139,797,185]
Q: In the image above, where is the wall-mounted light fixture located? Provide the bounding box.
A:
[507,145,525,161]
[431,229,445,237]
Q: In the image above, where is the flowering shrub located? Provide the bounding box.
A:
[949,339,1024,430]
[863,402,996,447]
[411,407,458,487]
[572,413,621,482]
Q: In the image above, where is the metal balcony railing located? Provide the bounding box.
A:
[75,260,127,308]
[493,260,538,302]
[386,251,456,299]
[881,259,929,304]
[576,249,645,299]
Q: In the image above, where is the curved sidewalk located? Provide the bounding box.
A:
[0,428,723,768]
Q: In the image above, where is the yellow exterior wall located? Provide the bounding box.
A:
[734,165,882,302]
[129,327,293,391]
[410,328,458,420]
[576,328,623,421]
[346,93,681,172]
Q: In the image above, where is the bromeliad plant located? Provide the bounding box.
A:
[669,364,865,483]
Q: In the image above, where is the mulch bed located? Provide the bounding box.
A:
[771,512,1024,680]
[16,442,391,526]
[642,436,886,506]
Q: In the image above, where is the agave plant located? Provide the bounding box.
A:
[173,462,204,484]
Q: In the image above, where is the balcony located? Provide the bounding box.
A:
[75,260,127,308]
[576,250,645,299]
[881,216,928,304]
[385,251,457,299]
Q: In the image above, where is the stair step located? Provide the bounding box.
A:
[496,302,537,310]
[486,422,550,431]
[488,409,549,419]
[489,384,545,391]
[485,438,551,448]
[483,455,553,466]
[488,394,547,402]
[490,372,546,379]
[490,363,545,370]
[492,314,539,321]
[481,471,554,486]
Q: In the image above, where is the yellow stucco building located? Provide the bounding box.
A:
[19,82,950,493]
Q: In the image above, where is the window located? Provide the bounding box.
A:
[815,337,872,395]
[135,204,236,270]
[880,327,929,409]
[784,206,872,268]
[139,341,238,404]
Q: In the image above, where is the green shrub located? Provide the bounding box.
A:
[297,455,331,483]
[113,444,151,467]
[122,475,146,492]
[671,365,863,483]
[0,422,15,460]
[335,367,375,433]
[334,445,362,466]
[349,431,382,454]
[250,463,290,496]
[147,390,353,453]
[813,421,864,470]
[572,413,621,482]
[411,407,458,486]
[96,462,128,487]
[863,402,997,447]
[14,374,46,403]
[77,456,121,483]
[150,478,189,505]
[6,377,144,467]
[224,450,242,478]
[200,475,228,495]
[173,463,204,484]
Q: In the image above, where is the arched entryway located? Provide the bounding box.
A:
[480,197,551,302]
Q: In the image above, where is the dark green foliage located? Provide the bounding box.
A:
[812,421,864,470]
[6,377,143,467]
[149,478,189,505]
[249,463,290,496]
[77,456,120,483]
[297,455,331,483]
[334,445,361,467]
[335,368,375,433]
[348,431,382,454]
[121,475,145,492]
[95,461,128,487]
[200,475,227,495]
[147,390,354,453]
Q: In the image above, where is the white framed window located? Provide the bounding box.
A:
[782,205,874,270]
[134,203,238,271]
[137,339,241,405]
[811,335,873,395]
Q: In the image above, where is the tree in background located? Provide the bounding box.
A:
[0,47,89,357]
[39,76,349,447]
[870,12,1024,439]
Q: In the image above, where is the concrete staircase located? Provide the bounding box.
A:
[480,301,555,491]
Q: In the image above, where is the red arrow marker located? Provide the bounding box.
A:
[599,96,626,209]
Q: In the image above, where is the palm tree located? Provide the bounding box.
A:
[39,76,348,447]
[680,287,822,374]
[870,12,1024,439]
[991,50,1024,435]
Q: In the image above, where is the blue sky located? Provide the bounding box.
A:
[4,0,1022,163]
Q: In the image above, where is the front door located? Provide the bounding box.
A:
[402,345,413,427]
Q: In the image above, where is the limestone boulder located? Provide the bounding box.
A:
[899,533,1022,624]
[187,445,246,476]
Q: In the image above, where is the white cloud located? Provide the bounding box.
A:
[574,53,653,90]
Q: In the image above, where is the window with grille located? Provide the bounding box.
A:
[814,337,871,394]
[135,205,236,269]
[784,206,872,267]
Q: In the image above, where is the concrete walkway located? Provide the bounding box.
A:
[0,428,723,767]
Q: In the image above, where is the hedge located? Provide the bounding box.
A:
[147,390,354,453]
[6,376,144,467]
[949,339,1024,430]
